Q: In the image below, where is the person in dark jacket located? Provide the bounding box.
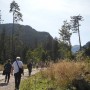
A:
[4,59,12,83]
[27,61,32,76]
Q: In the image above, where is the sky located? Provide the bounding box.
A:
[0,0,90,46]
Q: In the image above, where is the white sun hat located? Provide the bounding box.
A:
[16,56,20,60]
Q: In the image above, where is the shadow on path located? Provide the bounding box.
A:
[0,82,8,87]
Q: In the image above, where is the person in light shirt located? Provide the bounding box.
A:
[11,56,24,90]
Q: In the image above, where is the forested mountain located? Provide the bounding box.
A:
[72,42,90,54]
[0,23,53,48]
[0,23,53,63]
[83,42,90,48]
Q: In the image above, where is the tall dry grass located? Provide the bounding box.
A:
[42,61,89,89]
[0,64,4,71]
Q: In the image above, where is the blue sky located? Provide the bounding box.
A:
[0,0,90,46]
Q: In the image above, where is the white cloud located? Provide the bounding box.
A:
[29,0,64,11]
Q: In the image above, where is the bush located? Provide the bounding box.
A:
[20,61,90,90]
[44,61,90,89]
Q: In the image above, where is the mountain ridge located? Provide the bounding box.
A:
[0,23,53,48]
[72,45,80,53]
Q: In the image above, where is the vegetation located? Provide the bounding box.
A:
[0,1,89,64]
[0,64,4,71]
[59,20,72,46]
[10,0,23,60]
[20,61,90,90]
[0,24,53,64]
[44,61,90,89]
[70,15,83,50]
[20,72,62,90]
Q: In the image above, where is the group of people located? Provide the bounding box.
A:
[3,56,32,90]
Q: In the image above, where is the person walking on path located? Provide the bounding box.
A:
[4,59,12,84]
[11,56,24,90]
[27,61,32,76]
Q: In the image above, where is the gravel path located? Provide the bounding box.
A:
[0,68,40,90]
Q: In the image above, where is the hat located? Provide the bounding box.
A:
[16,57,20,60]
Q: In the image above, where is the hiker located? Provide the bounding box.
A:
[11,56,24,90]
[4,59,12,84]
[27,61,32,76]
[36,63,39,69]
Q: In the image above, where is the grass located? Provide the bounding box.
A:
[0,64,4,71]
[44,61,90,89]
[20,72,62,90]
[20,61,90,90]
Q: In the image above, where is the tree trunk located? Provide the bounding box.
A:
[77,21,82,50]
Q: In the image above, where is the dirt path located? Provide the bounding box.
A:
[0,68,40,90]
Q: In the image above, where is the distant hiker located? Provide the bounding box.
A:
[36,63,39,69]
[40,61,44,68]
[11,56,24,90]
[27,61,32,76]
[4,59,12,84]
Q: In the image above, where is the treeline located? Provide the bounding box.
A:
[0,22,90,64]
[0,24,53,64]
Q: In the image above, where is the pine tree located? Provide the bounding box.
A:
[9,0,23,60]
[70,15,83,50]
